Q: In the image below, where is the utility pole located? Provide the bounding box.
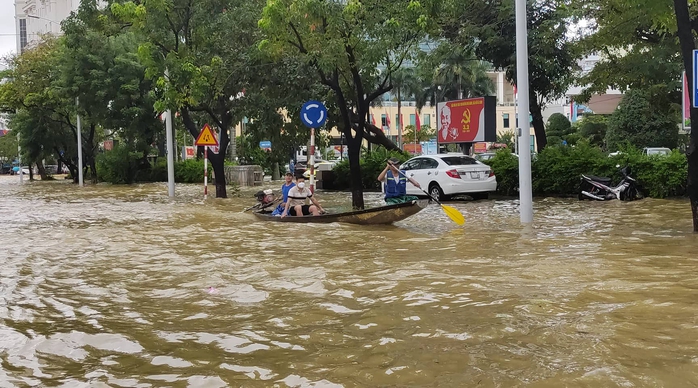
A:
[516,0,533,223]
[76,98,84,187]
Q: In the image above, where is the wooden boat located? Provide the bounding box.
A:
[252,200,428,225]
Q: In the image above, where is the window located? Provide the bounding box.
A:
[410,114,416,126]
[396,114,400,128]
[441,156,477,166]
[381,114,387,127]
[402,159,420,170]
[424,114,431,127]
[421,158,440,169]
[530,135,535,152]
[19,19,27,51]
[503,113,510,128]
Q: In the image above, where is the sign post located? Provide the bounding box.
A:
[194,123,219,200]
[300,100,328,192]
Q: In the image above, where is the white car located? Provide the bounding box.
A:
[400,153,497,200]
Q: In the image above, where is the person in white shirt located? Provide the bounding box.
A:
[281,175,324,217]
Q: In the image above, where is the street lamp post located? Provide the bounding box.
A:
[515,0,533,223]
[17,132,23,184]
[26,14,55,34]
[76,97,84,187]
[164,69,175,197]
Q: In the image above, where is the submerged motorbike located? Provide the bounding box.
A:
[579,166,641,201]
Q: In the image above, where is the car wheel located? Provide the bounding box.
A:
[428,183,444,202]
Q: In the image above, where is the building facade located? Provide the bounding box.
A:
[14,0,81,53]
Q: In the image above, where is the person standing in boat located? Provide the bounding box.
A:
[281,175,324,217]
[272,172,295,216]
[378,157,421,205]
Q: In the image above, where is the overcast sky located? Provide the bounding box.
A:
[0,0,17,65]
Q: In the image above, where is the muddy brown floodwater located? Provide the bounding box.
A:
[1,175,698,387]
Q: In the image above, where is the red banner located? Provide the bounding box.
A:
[437,97,493,143]
[403,143,422,154]
[473,142,488,153]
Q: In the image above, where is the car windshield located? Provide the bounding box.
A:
[441,156,478,166]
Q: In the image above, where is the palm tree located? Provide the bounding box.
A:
[417,43,495,107]
[391,67,421,148]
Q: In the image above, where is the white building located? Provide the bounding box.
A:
[542,54,623,124]
[14,0,81,53]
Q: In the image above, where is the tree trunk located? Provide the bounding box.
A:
[530,100,547,151]
[397,89,402,149]
[347,134,364,210]
[209,152,228,198]
[673,0,698,232]
[36,159,48,180]
[28,163,34,181]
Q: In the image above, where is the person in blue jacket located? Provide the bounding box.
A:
[377,157,421,204]
[272,172,296,216]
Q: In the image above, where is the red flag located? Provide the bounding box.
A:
[386,111,391,128]
[415,110,421,132]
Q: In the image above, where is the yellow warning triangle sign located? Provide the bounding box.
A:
[195,123,219,146]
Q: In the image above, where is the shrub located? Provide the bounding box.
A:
[483,149,519,196]
[96,146,143,184]
[175,159,211,183]
[485,143,687,198]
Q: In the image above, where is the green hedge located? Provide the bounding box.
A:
[484,142,688,198]
[98,149,213,184]
[331,147,411,190]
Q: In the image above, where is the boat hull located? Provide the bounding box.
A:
[252,200,428,225]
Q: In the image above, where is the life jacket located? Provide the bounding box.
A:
[384,170,407,198]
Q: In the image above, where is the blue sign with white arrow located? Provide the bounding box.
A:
[300,100,328,128]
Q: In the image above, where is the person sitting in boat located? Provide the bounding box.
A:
[252,189,278,211]
[281,175,325,217]
[377,157,421,205]
[271,172,296,216]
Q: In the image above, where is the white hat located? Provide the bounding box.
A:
[263,189,273,195]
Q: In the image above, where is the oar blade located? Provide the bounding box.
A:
[441,204,465,225]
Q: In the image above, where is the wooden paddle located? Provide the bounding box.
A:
[392,167,465,225]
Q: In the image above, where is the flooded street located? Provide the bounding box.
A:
[1,175,698,387]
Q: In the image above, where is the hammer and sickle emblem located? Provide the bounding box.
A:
[461,109,471,132]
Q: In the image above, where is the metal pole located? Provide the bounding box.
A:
[165,108,175,197]
[204,147,208,200]
[516,0,533,223]
[17,133,23,184]
[514,89,519,155]
[309,127,316,193]
[76,97,84,187]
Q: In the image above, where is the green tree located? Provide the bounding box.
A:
[403,125,436,143]
[606,88,679,151]
[577,115,608,148]
[574,0,682,102]
[418,42,495,104]
[259,0,436,209]
[546,113,573,146]
[440,0,580,151]
[0,132,17,163]
[0,38,83,182]
[496,130,515,150]
[113,0,263,198]
[59,0,162,182]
